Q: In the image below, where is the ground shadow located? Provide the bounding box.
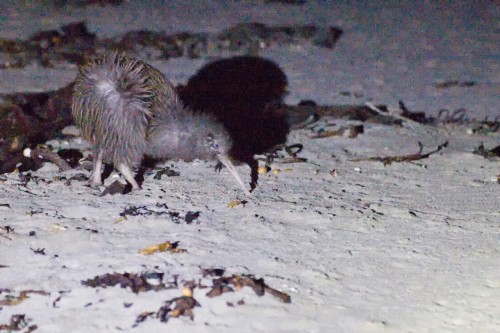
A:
[178,56,290,189]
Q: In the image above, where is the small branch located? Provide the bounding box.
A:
[351,141,449,166]
[365,102,421,126]
[23,147,72,171]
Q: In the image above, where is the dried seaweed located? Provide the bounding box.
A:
[153,166,180,179]
[227,200,248,208]
[261,143,307,165]
[265,0,307,4]
[217,23,343,53]
[23,147,72,171]
[0,225,14,233]
[0,22,96,69]
[118,204,191,223]
[435,80,477,89]
[281,104,403,126]
[310,124,364,139]
[138,241,187,255]
[0,20,342,70]
[0,314,35,331]
[0,290,49,306]
[56,149,83,168]
[206,274,291,303]
[399,101,435,124]
[98,180,126,196]
[81,270,291,327]
[310,127,345,139]
[184,211,200,224]
[157,296,201,322]
[201,268,226,277]
[81,272,177,294]
[132,311,156,327]
[54,0,124,7]
[0,83,74,174]
[0,21,342,70]
[472,143,500,160]
[133,295,201,327]
[437,108,470,124]
[30,248,46,255]
[119,204,171,217]
[468,117,500,134]
[351,141,449,166]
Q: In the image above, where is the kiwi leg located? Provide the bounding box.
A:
[87,149,103,187]
[117,163,141,190]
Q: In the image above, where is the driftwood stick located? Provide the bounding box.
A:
[23,147,72,171]
[281,104,403,126]
[350,141,449,166]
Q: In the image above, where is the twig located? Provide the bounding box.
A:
[365,102,421,127]
[23,147,72,171]
[351,141,449,166]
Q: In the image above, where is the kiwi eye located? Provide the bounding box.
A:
[210,142,219,150]
[206,134,218,150]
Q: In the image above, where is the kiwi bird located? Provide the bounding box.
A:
[71,53,249,195]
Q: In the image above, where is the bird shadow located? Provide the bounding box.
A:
[177,56,291,190]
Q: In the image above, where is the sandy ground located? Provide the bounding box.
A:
[1,1,499,332]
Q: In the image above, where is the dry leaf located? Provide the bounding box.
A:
[139,241,186,255]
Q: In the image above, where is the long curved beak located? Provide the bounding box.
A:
[217,153,251,195]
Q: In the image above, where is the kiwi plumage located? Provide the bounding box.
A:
[72,53,249,194]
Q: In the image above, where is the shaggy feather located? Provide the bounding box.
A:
[72,53,248,193]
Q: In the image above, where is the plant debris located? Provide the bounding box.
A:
[75,226,99,233]
[281,104,403,126]
[261,143,307,165]
[0,314,36,331]
[98,180,126,196]
[435,80,477,89]
[118,204,193,223]
[133,295,201,327]
[23,147,72,171]
[56,149,83,168]
[310,124,364,139]
[201,268,226,277]
[153,166,180,179]
[0,21,96,69]
[56,0,125,7]
[265,0,307,5]
[86,269,290,327]
[472,143,500,160]
[119,204,169,217]
[30,248,46,255]
[399,101,435,124]
[132,311,156,327]
[0,290,49,306]
[207,274,291,303]
[138,241,187,255]
[469,118,499,134]
[227,200,248,208]
[0,82,74,174]
[310,127,345,139]
[157,296,201,322]
[217,23,343,53]
[436,108,469,124]
[0,21,341,70]
[351,141,449,166]
[184,211,200,224]
[0,225,14,236]
[81,272,177,294]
